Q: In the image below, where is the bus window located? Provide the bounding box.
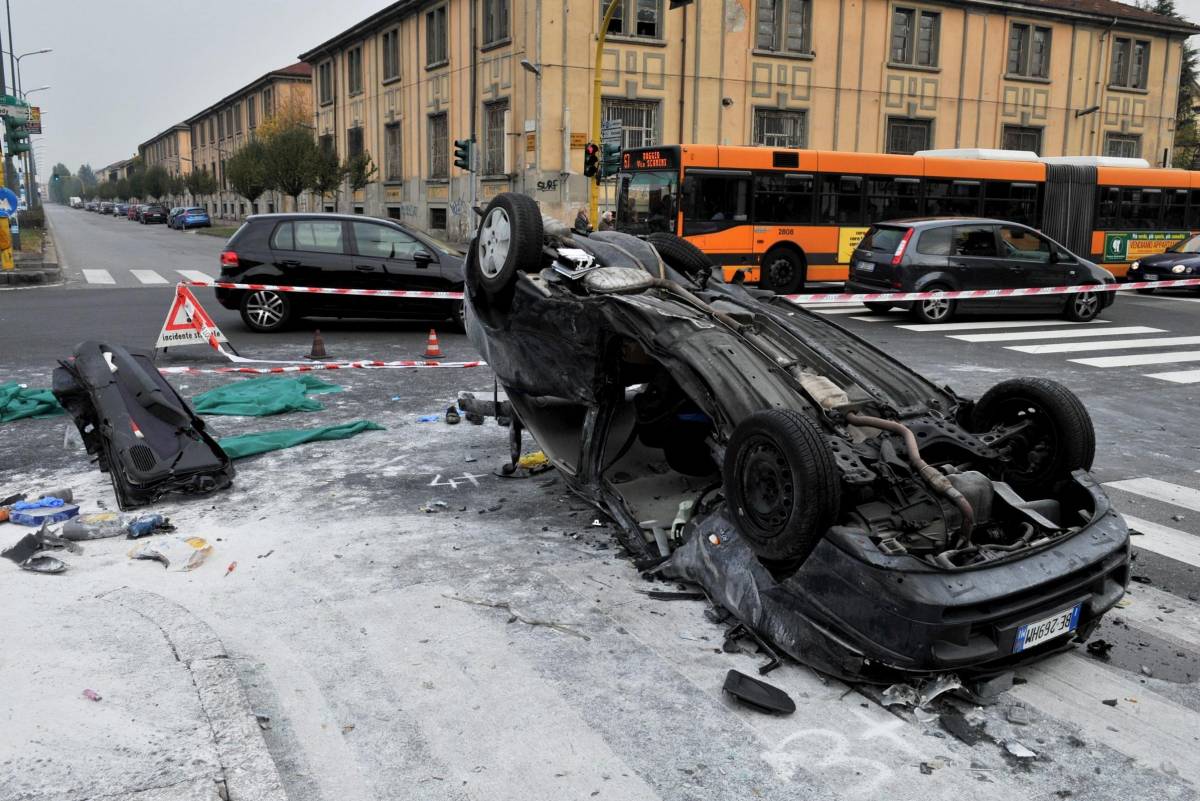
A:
[818,175,864,225]
[865,176,921,222]
[682,170,751,234]
[754,173,814,224]
[1189,190,1200,230]
[616,170,679,235]
[1096,186,1120,229]
[983,181,1040,226]
[1119,188,1162,229]
[1163,189,1187,228]
[925,179,982,217]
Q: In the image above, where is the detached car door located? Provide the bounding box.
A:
[349,221,453,319]
[270,219,356,316]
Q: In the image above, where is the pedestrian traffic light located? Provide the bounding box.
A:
[3,123,30,155]
[600,143,621,179]
[453,138,475,172]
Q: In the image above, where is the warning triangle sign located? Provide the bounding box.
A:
[156,285,231,350]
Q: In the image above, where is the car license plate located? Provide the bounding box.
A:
[855,261,875,273]
[1013,604,1081,653]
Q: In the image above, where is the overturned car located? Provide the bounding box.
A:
[464,193,1129,681]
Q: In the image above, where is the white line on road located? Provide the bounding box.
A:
[81,269,114,285]
[1072,350,1200,368]
[951,325,1163,343]
[131,270,168,285]
[1146,369,1200,384]
[1105,478,1200,513]
[812,307,865,315]
[892,319,1111,332]
[1010,335,1200,354]
[1141,293,1200,305]
[1117,584,1200,651]
[1122,514,1200,568]
[176,270,214,282]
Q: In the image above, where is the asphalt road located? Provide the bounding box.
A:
[3,208,1200,801]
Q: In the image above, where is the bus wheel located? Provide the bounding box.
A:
[759,248,806,294]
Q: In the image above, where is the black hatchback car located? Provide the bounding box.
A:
[1127,233,1200,293]
[845,218,1116,323]
[214,214,465,332]
[139,204,168,224]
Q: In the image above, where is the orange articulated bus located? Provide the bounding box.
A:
[614,145,1198,290]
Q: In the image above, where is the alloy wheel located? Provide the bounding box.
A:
[245,291,286,329]
[1072,291,1098,319]
[919,297,951,321]
[477,207,512,279]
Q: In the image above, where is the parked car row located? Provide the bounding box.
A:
[83,200,211,229]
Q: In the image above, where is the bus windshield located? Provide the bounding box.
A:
[616,171,678,234]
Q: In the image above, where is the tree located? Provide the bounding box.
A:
[309,145,347,206]
[225,139,270,204]
[345,152,377,193]
[261,123,319,208]
[77,164,97,189]
[128,168,145,199]
[256,95,311,140]
[96,182,116,200]
[49,163,72,204]
[186,167,218,198]
[143,165,170,200]
[1140,1,1198,166]
[115,178,131,201]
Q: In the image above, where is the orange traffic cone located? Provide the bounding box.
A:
[307,329,328,360]
[423,328,443,359]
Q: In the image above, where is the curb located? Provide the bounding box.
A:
[100,588,289,801]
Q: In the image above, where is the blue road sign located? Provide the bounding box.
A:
[0,187,18,218]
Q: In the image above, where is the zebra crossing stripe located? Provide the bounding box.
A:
[1145,369,1200,384]
[82,269,114,284]
[892,319,1110,332]
[951,325,1161,343]
[1122,515,1200,568]
[177,270,213,282]
[1009,334,1200,354]
[131,270,168,285]
[1072,350,1200,368]
[1105,478,1200,513]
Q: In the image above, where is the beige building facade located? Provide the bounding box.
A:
[299,0,1196,240]
[185,63,314,219]
[138,124,193,178]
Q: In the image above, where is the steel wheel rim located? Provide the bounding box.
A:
[921,296,950,320]
[741,439,794,534]
[765,256,793,287]
[477,207,512,279]
[246,291,285,328]
[1073,291,1098,317]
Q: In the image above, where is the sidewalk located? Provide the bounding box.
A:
[0,216,62,286]
[0,580,285,801]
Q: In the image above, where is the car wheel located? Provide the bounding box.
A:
[239,290,292,333]
[972,377,1095,496]
[909,285,956,324]
[449,299,465,333]
[646,231,713,281]
[1063,289,1101,321]
[474,192,543,297]
[758,248,806,294]
[863,301,894,314]
[1135,287,1156,295]
[723,408,840,566]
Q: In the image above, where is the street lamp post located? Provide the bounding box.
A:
[589,0,622,228]
[3,49,52,210]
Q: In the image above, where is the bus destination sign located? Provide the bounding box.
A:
[623,147,679,171]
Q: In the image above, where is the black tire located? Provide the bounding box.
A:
[863,301,894,314]
[972,377,1095,496]
[723,409,840,565]
[758,248,806,293]
[239,289,293,333]
[1062,289,1101,322]
[448,299,465,333]
[473,192,543,297]
[647,231,713,280]
[908,284,956,324]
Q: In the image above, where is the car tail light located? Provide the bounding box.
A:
[891,228,914,266]
[220,251,239,269]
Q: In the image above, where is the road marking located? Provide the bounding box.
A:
[81,269,114,285]
[1118,584,1200,651]
[1122,515,1200,568]
[890,319,1110,332]
[812,307,865,315]
[1072,350,1200,368]
[1012,654,1200,785]
[951,325,1163,343]
[1146,369,1200,384]
[1142,293,1200,305]
[1010,334,1200,354]
[131,269,168,285]
[1105,478,1200,513]
[176,270,213,282]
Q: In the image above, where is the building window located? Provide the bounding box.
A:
[319,134,335,157]
[248,96,257,129]
[1104,133,1142,158]
[755,0,811,55]
[602,98,659,149]
[1110,37,1150,89]
[1002,125,1043,154]
[385,123,402,182]
[483,0,509,45]
[217,113,225,141]
[347,46,364,96]
[197,124,205,147]
[890,7,939,67]
[426,6,448,66]
[318,60,335,105]
[483,100,509,175]
[208,119,215,143]
[348,127,365,159]
[428,113,449,178]
[382,29,401,80]
[430,207,447,229]
[886,117,932,154]
[1007,23,1050,78]
[236,103,245,134]
[603,0,662,39]
[753,108,807,148]
[262,88,274,117]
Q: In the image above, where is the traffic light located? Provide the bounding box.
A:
[583,143,600,178]
[453,138,475,172]
[600,143,621,179]
[1,95,32,156]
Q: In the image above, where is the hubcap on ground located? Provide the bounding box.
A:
[246,291,285,327]
[741,439,794,534]
[477,208,512,279]
[1074,291,1098,317]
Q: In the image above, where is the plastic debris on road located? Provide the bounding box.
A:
[1004,740,1037,759]
[517,451,549,470]
[62,512,174,541]
[191,374,342,417]
[8,500,80,527]
[82,689,102,702]
[217,420,386,460]
[0,382,65,424]
[128,537,213,571]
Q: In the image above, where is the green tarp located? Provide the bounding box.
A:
[192,375,343,417]
[218,420,385,460]
[0,382,65,424]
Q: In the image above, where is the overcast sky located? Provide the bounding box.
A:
[13,0,1200,174]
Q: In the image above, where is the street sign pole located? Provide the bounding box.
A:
[590,0,622,229]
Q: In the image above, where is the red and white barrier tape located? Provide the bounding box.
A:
[159,360,488,375]
[782,278,1200,304]
[183,280,464,300]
